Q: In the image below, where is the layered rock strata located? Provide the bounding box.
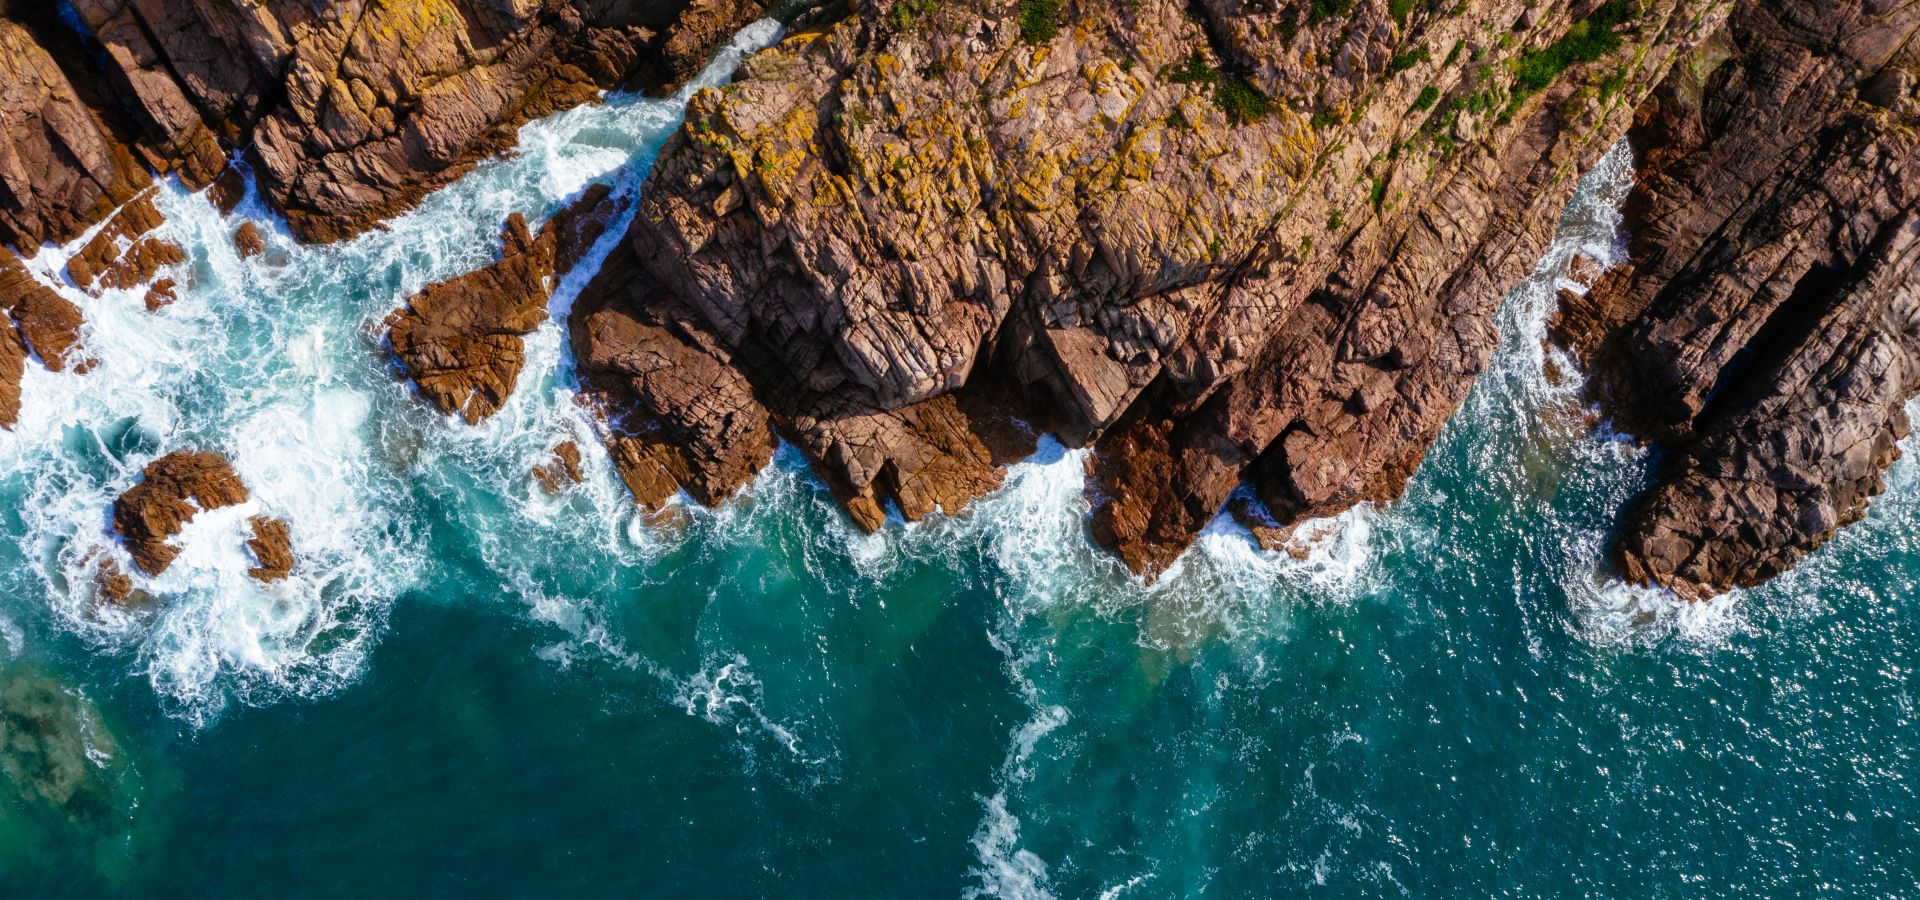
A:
[577,0,1726,572]
[1553,0,1920,598]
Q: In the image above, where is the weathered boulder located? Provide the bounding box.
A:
[232,222,265,259]
[111,450,250,576]
[387,214,553,424]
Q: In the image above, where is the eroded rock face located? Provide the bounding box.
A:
[1554,0,1920,598]
[583,0,1724,572]
[111,450,250,576]
[65,191,185,295]
[60,0,769,243]
[388,214,552,424]
[0,15,149,249]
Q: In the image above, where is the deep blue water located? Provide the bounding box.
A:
[0,22,1916,898]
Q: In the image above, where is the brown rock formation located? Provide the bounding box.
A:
[58,0,768,243]
[144,278,177,312]
[533,440,586,494]
[388,214,553,424]
[0,249,93,427]
[579,0,1725,572]
[1553,0,1920,598]
[388,184,621,423]
[232,222,265,259]
[572,241,776,509]
[111,450,251,576]
[245,516,295,582]
[0,14,150,249]
[65,191,184,294]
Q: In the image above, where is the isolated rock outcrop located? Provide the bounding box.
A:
[0,249,93,428]
[111,450,251,576]
[1554,0,1920,598]
[245,516,295,582]
[388,185,619,422]
[579,0,1725,572]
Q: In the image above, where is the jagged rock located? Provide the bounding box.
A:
[0,317,23,430]
[245,516,294,582]
[0,16,150,248]
[65,191,184,294]
[143,278,177,312]
[0,248,93,427]
[592,0,1723,573]
[533,441,586,494]
[232,222,265,258]
[539,183,622,277]
[1,250,90,375]
[390,186,624,424]
[572,243,775,508]
[61,0,769,243]
[94,555,134,605]
[1553,0,1920,598]
[111,450,250,577]
[387,214,553,424]
[207,165,248,216]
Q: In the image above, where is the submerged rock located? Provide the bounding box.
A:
[111,450,250,577]
[0,670,126,825]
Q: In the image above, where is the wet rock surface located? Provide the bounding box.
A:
[1554,0,1920,598]
[0,249,91,428]
[534,440,586,494]
[111,450,251,577]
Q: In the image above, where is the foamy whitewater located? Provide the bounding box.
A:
[2,24,1917,898]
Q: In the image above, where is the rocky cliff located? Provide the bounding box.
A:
[574,0,1729,574]
[1555,0,1920,598]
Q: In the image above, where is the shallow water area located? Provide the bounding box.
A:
[0,26,1916,899]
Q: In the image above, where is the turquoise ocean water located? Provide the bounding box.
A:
[1,22,1916,897]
